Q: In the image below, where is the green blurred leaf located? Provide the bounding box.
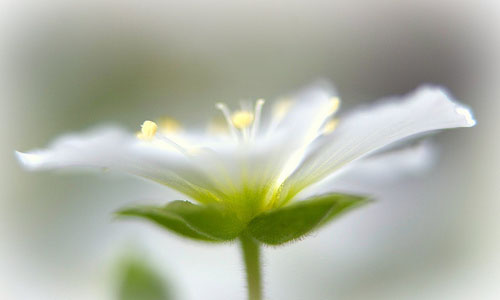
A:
[116,201,245,242]
[118,257,171,300]
[248,193,370,245]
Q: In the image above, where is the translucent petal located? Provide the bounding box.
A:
[298,142,435,197]
[16,127,224,203]
[258,82,340,195]
[279,85,475,203]
[266,81,338,146]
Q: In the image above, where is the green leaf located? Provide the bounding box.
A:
[117,257,172,300]
[116,201,245,242]
[248,193,370,245]
[117,205,217,242]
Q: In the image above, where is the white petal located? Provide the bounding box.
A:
[280,85,475,202]
[298,142,435,197]
[256,82,340,193]
[340,142,436,181]
[16,127,223,203]
[187,139,304,210]
[17,127,130,170]
[187,83,341,207]
[267,81,338,145]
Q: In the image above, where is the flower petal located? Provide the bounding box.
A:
[279,85,475,203]
[253,82,340,200]
[16,127,224,203]
[298,142,436,197]
[267,81,338,145]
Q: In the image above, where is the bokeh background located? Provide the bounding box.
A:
[1,0,499,299]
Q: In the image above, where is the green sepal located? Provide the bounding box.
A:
[247,193,371,246]
[318,194,372,227]
[116,205,217,242]
[116,201,245,242]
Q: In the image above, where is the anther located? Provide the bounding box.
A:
[323,119,339,134]
[159,117,181,134]
[137,120,158,140]
[231,110,254,129]
[328,97,341,115]
[273,99,293,120]
[216,102,240,141]
[251,99,265,139]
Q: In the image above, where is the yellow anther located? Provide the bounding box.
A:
[323,119,339,134]
[328,97,341,115]
[231,111,254,129]
[159,117,181,134]
[273,99,293,120]
[137,120,158,140]
[208,117,229,135]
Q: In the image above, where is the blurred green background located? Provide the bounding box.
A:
[1,0,499,299]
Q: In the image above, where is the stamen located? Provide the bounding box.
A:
[303,97,341,143]
[136,120,190,155]
[267,99,293,136]
[323,119,339,135]
[273,99,293,120]
[232,110,254,141]
[216,103,240,141]
[159,117,181,134]
[328,97,341,115]
[207,117,230,135]
[136,120,158,140]
[231,110,254,129]
[155,134,190,155]
[251,99,265,139]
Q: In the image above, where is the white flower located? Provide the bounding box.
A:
[16,84,475,221]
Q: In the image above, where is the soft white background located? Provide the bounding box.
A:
[1,0,499,299]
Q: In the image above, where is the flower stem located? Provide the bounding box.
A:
[239,231,262,300]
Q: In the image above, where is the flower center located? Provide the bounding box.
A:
[135,96,340,153]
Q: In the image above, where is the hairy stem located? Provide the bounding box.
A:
[239,232,262,300]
